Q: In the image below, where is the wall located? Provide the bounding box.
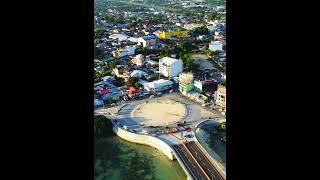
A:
[112,125,175,160]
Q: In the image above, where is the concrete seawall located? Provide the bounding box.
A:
[112,125,175,160]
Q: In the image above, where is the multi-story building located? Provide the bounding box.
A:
[194,79,218,96]
[179,73,194,94]
[215,84,226,111]
[159,57,183,78]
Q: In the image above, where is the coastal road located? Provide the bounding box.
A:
[172,144,209,180]
[185,142,225,180]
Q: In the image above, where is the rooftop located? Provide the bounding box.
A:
[160,57,181,64]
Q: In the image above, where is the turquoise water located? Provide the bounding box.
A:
[94,134,186,180]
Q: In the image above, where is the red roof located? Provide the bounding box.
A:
[100,88,110,94]
[129,86,138,93]
[148,54,157,57]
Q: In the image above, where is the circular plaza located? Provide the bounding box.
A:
[132,99,187,127]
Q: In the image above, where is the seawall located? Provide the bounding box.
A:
[112,125,175,160]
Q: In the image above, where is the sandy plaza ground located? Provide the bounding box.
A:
[133,99,186,126]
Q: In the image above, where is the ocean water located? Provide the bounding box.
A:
[195,121,226,163]
[94,134,186,180]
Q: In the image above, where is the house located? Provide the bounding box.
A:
[109,34,129,41]
[159,57,183,78]
[143,79,173,92]
[130,70,148,78]
[128,86,138,98]
[142,28,156,35]
[112,46,136,58]
[137,35,157,47]
[128,37,138,43]
[102,75,115,82]
[145,58,159,67]
[112,65,130,79]
[94,99,104,107]
[184,23,203,30]
[131,54,144,66]
[209,41,224,52]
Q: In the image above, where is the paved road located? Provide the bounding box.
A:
[185,142,225,180]
[172,144,209,180]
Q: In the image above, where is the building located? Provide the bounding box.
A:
[194,79,218,95]
[137,35,157,47]
[179,73,194,94]
[112,65,130,79]
[215,84,226,111]
[130,54,144,66]
[109,34,129,41]
[159,57,183,78]
[130,70,148,78]
[209,41,224,52]
[156,31,189,39]
[128,86,138,98]
[186,91,208,104]
[184,23,203,30]
[143,79,173,92]
[112,46,136,58]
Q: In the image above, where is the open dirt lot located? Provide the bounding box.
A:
[133,99,186,126]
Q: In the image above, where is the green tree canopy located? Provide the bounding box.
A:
[127,77,139,85]
[135,82,143,89]
[94,115,113,137]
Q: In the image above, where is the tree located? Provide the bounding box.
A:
[94,115,113,137]
[127,77,139,85]
[110,60,119,69]
[193,26,209,35]
[217,121,226,132]
[181,53,194,69]
[135,82,143,89]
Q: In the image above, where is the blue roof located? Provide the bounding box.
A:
[145,28,155,33]
[94,99,104,106]
[143,35,156,40]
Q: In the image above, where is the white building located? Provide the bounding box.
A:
[137,36,157,47]
[130,70,148,78]
[214,84,226,111]
[184,23,203,30]
[159,57,183,78]
[112,46,136,58]
[209,41,224,52]
[109,34,129,41]
[143,79,173,92]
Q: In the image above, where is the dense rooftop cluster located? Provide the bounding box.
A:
[94,0,226,113]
